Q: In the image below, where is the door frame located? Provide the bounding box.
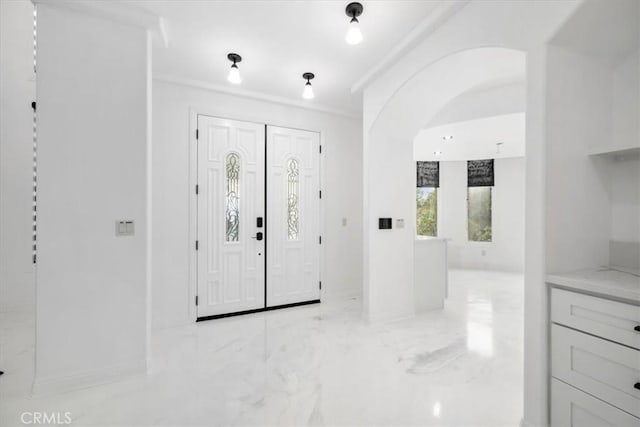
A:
[188,108,325,323]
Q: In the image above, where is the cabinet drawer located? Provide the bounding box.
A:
[551,287,640,350]
[551,379,640,427]
[552,325,640,418]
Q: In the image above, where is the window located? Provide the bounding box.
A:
[467,159,494,242]
[416,161,439,237]
[416,187,437,237]
[467,186,492,241]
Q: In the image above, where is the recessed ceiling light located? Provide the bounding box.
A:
[227,53,242,84]
[302,72,315,99]
[345,2,363,45]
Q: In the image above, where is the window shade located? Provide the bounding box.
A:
[417,161,439,187]
[467,159,494,187]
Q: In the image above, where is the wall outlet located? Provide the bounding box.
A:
[396,218,405,229]
[115,220,134,236]
[342,218,348,227]
[481,249,487,256]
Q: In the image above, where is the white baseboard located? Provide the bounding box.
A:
[520,418,536,427]
[32,359,146,396]
[320,289,362,302]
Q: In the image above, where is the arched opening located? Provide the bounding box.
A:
[364,47,527,321]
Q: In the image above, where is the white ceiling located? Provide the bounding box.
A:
[129,0,447,116]
[414,113,525,161]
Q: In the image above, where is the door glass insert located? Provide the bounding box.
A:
[287,158,299,240]
[225,152,240,242]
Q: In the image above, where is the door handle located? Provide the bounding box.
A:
[251,232,263,241]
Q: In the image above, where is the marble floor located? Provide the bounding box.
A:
[0,269,523,426]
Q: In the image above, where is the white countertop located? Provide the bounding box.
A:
[547,267,640,303]
[415,237,449,242]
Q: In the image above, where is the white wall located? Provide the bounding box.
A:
[611,156,640,243]
[152,80,363,329]
[436,158,525,272]
[0,0,36,310]
[545,46,613,273]
[612,50,639,149]
[34,4,151,391]
[610,50,640,245]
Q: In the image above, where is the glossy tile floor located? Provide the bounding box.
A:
[1,269,523,426]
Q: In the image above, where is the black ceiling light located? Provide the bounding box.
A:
[345,2,363,45]
[302,72,315,99]
[227,53,242,84]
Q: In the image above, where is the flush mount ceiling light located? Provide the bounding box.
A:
[302,72,315,99]
[227,53,242,84]
[345,2,363,45]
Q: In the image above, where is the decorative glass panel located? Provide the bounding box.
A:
[287,158,300,240]
[225,153,240,242]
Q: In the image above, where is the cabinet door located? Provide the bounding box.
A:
[551,379,640,427]
[551,288,640,350]
[552,325,640,418]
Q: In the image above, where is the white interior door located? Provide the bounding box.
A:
[266,126,321,307]
[197,116,265,318]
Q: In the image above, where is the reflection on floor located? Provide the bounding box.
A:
[0,269,523,426]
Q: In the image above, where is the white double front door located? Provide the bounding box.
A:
[196,116,320,318]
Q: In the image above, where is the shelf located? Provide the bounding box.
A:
[588,144,640,158]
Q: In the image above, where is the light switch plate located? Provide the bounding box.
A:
[115,220,134,236]
[396,218,405,229]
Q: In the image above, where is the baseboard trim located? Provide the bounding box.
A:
[520,418,535,427]
[32,359,147,396]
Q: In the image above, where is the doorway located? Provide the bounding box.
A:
[195,115,321,320]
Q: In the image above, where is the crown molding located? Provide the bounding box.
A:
[31,0,168,47]
[350,0,470,94]
[154,75,362,120]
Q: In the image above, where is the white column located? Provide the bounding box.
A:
[33,2,154,392]
[523,45,549,427]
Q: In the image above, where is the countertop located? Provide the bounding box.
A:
[547,267,640,304]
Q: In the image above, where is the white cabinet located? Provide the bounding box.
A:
[550,286,640,426]
[551,288,640,351]
[551,379,640,427]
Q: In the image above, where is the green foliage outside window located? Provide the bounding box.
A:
[416,188,437,237]
[468,186,492,242]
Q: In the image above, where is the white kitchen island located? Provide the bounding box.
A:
[414,237,448,312]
